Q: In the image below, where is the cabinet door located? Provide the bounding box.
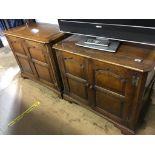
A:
[7,36,35,78]
[24,40,56,87]
[90,61,136,124]
[57,51,90,105]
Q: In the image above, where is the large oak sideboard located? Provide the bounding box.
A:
[53,35,155,134]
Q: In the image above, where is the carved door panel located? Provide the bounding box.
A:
[6,36,35,78]
[24,40,56,87]
[57,51,90,105]
[90,61,136,123]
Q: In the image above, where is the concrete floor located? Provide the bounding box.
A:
[0,45,155,135]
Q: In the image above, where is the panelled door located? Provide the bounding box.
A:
[7,36,35,78]
[90,60,135,124]
[57,51,90,105]
[24,40,56,87]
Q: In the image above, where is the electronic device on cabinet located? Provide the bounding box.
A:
[58,19,155,52]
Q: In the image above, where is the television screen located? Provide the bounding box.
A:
[58,19,155,46]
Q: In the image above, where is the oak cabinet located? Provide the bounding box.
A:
[53,35,155,134]
[56,50,136,127]
[5,23,69,96]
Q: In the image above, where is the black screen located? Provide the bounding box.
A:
[58,19,155,46]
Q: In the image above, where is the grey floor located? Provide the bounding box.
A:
[0,44,155,135]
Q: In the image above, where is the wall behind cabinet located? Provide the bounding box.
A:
[36,19,58,25]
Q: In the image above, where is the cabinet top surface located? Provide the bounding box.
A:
[4,23,65,43]
[53,35,155,72]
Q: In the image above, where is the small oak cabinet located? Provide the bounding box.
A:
[5,23,69,96]
[53,35,155,134]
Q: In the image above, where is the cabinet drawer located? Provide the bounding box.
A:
[62,52,87,79]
